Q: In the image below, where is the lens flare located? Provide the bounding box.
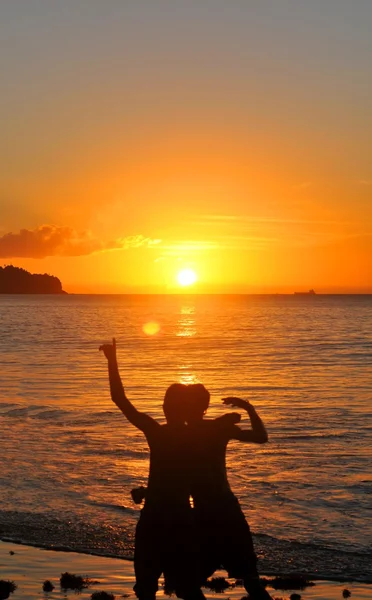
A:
[177,268,197,287]
[142,321,160,336]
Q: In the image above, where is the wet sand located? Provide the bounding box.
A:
[0,541,370,600]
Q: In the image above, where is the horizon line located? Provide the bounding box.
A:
[59,291,372,296]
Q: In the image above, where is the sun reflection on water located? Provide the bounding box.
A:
[177,303,196,337]
[178,365,198,385]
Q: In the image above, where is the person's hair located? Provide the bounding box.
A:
[163,383,187,422]
[187,383,210,416]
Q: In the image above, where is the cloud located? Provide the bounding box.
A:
[196,213,347,226]
[0,225,161,258]
[160,240,220,252]
[155,236,280,258]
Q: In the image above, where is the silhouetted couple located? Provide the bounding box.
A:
[100,339,272,600]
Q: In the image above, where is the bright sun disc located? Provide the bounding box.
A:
[177,268,197,287]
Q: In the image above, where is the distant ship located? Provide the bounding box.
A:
[294,289,316,295]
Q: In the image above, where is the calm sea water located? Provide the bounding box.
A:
[0,294,371,582]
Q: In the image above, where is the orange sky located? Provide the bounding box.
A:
[1,1,371,293]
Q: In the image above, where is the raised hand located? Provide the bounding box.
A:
[222,396,251,410]
[99,337,117,362]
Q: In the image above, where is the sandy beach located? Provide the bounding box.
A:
[0,541,370,600]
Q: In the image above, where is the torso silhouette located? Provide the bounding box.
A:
[141,422,191,522]
[187,419,240,518]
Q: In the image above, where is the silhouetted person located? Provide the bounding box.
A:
[186,384,272,600]
[100,339,205,600]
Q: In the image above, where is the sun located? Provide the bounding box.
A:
[177,268,197,287]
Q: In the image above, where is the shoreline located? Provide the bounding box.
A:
[0,535,134,562]
[1,514,371,584]
[0,536,372,596]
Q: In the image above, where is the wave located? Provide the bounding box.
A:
[3,407,31,417]
[0,403,115,424]
[1,403,69,420]
[348,481,372,493]
[83,448,147,459]
[278,432,349,441]
[0,402,21,410]
[32,408,71,420]
[87,500,138,515]
[255,531,372,556]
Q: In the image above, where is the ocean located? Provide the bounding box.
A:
[0,294,371,582]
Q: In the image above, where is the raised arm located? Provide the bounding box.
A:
[99,338,158,433]
[222,397,268,444]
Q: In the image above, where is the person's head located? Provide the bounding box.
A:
[163,383,188,424]
[185,383,210,422]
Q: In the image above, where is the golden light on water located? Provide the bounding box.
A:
[142,321,160,336]
[178,363,198,385]
[177,268,197,287]
[177,303,196,337]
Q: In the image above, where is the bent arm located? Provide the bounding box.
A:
[245,401,268,443]
[223,397,268,444]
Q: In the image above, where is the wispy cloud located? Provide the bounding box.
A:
[0,225,161,258]
[155,236,280,256]
[167,213,364,253]
[197,214,349,226]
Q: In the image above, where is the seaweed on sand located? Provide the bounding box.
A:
[42,580,55,592]
[60,571,98,591]
[0,580,17,600]
[204,577,234,592]
[164,575,234,596]
[261,575,315,590]
[91,592,115,600]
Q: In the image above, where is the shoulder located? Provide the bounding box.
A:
[139,414,162,438]
[205,417,237,439]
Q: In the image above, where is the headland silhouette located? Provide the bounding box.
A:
[0,265,66,294]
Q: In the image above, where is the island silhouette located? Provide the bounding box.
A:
[0,265,66,294]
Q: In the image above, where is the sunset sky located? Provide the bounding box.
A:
[1,0,371,293]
